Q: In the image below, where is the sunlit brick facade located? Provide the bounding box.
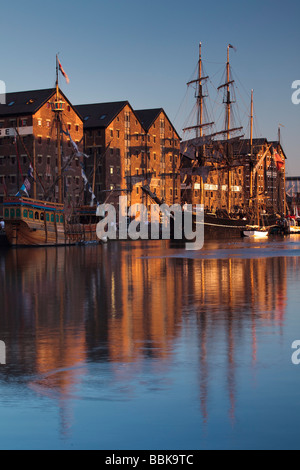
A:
[181,138,286,215]
[0,88,84,216]
[76,103,181,212]
[135,109,181,209]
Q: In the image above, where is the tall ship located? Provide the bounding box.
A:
[179,43,286,238]
[2,58,99,247]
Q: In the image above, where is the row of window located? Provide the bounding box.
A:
[36,136,80,147]
[0,155,79,167]
[1,116,82,131]
[4,207,64,223]
[106,130,179,146]
[37,119,80,132]
[86,147,180,163]
[0,136,78,146]
[0,119,30,128]
[0,136,30,146]
[86,127,178,142]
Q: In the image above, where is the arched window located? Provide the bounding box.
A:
[35,212,39,220]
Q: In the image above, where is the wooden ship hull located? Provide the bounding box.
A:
[203,213,282,239]
[3,197,99,247]
[203,213,246,239]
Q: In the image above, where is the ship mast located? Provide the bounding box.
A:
[183,43,214,205]
[249,89,254,209]
[216,44,242,138]
[198,42,204,138]
[226,45,231,141]
[53,55,64,205]
[226,45,232,212]
[183,43,214,136]
[216,44,243,214]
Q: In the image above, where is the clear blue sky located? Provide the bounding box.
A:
[1,0,300,174]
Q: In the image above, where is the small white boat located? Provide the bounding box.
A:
[290,226,300,234]
[243,230,269,239]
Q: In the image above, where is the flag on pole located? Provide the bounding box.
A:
[24,178,31,193]
[28,164,34,179]
[57,57,70,84]
[229,44,237,52]
[274,151,284,171]
[62,129,89,159]
[81,167,89,187]
[80,163,97,205]
[15,178,31,197]
[16,184,29,197]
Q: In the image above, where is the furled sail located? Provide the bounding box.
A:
[180,167,211,183]
[125,175,146,186]
[180,136,212,160]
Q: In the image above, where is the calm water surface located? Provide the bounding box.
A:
[1,237,300,450]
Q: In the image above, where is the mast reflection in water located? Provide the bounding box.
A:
[0,239,300,450]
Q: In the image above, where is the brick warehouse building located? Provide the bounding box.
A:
[75,102,181,212]
[0,88,84,217]
[134,108,181,207]
[181,138,286,215]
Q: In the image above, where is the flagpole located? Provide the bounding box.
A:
[56,54,59,98]
[55,54,63,204]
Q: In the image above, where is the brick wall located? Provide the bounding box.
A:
[0,90,84,216]
[83,106,181,214]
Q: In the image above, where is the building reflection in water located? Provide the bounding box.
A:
[0,242,288,435]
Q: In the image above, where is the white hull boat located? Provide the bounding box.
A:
[243,230,269,239]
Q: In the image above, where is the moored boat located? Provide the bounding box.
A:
[3,197,99,247]
[243,229,269,239]
[290,225,300,234]
[288,216,300,234]
[1,56,102,248]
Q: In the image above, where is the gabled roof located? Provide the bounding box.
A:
[75,101,129,129]
[268,141,287,160]
[135,108,180,138]
[0,89,55,117]
[0,88,83,121]
[134,108,163,131]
